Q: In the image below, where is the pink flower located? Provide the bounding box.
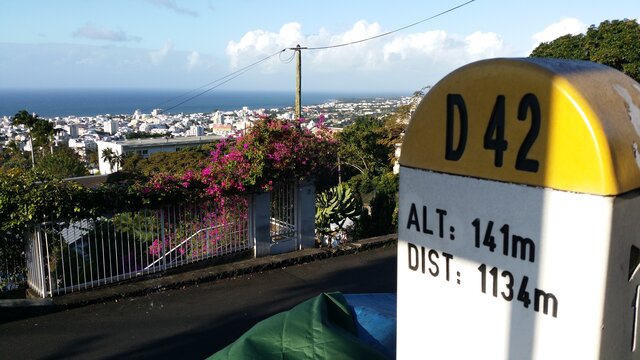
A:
[149,239,162,257]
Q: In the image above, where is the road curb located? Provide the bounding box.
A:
[1,235,397,322]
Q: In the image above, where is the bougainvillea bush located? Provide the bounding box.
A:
[1,116,336,288]
[200,117,336,197]
[1,116,336,230]
[127,117,336,263]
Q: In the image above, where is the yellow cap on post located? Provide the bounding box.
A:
[400,58,640,196]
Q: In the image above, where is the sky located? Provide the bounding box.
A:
[0,0,638,94]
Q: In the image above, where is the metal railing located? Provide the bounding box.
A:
[270,182,297,243]
[25,197,250,297]
[6,181,312,297]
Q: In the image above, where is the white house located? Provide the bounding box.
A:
[96,135,222,174]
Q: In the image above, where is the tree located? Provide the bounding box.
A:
[584,19,640,81]
[530,34,586,60]
[31,117,56,156]
[0,141,30,171]
[11,110,38,167]
[34,147,88,179]
[125,131,170,140]
[120,147,211,176]
[86,148,99,168]
[10,110,59,167]
[101,148,122,172]
[531,19,640,82]
[348,172,399,240]
[337,116,393,179]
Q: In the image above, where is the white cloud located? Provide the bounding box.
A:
[226,22,305,68]
[72,22,141,42]
[383,30,449,60]
[279,22,305,46]
[532,18,586,45]
[150,40,173,64]
[333,20,383,46]
[382,30,505,66]
[311,20,384,70]
[187,51,200,69]
[227,21,388,71]
[223,21,517,90]
[227,21,509,73]
[146,0,198,17]
[465,31,504,57]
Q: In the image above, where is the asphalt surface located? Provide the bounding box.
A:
[0,244,397,359]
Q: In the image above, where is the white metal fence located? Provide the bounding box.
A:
[3,181,309,298]
[25,196,250,297]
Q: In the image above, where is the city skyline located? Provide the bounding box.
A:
[1,0,638,92]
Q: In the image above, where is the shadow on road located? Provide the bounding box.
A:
[107,253,396,359]
[1,246,397,360]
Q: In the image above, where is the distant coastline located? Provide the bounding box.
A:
[0,89,406,118]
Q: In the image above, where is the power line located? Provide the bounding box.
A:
[279,50,297,63]
[305,0,476,50]
[154,0,476,113]
[149,49,285,113]
[286,0,476,119]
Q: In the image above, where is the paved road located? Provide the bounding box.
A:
[1,246,397,359]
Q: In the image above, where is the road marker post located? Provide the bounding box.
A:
[397,58,640,359]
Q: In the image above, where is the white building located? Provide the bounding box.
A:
[68,138,97,162]
[187,125,205,137]
[103,120,118,135]
[211,111,223,124]
[96,135,222,174]
[64,124,80,138]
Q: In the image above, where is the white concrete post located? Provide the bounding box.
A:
[397,58,640,359]
[297,180,316,249]
[250,192,271,258]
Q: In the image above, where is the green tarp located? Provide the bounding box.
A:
[209,292,388,359]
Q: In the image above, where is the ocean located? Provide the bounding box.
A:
[0,89,405,118]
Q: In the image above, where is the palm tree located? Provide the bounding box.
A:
[31,117,55,156]
[11,110,60,165]
[101,148,121,172]
[11,110,37,167]
[101,148,114,172]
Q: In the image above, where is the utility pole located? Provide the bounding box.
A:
[293,44,307,119]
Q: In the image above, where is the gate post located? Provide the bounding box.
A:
[250,192,271,257]
[297,180,316,249]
